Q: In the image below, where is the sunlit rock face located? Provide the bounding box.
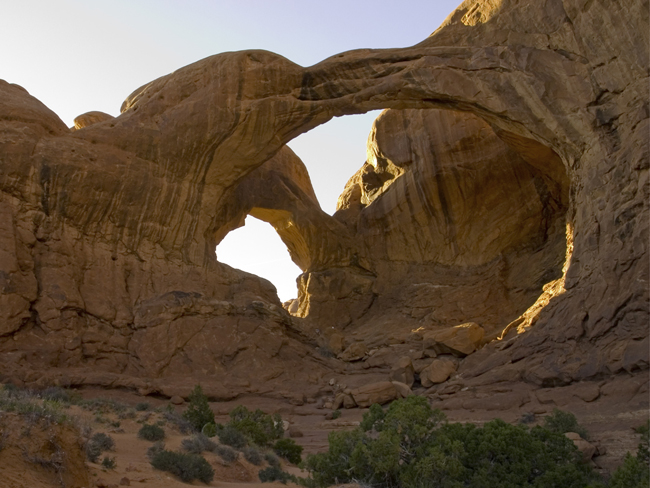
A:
[0,0,647,396]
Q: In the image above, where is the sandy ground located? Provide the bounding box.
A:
[0,380,646,488]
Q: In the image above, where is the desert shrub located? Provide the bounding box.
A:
[608,452,649,488]
[85,432,115,463]
[135,402,150,411]
[85,443,102,463]
[162,410,193,434]
[40,387,75,404]
[243,446,263,465]
[259,465,293,483]
[273,438,303,465]
[150,450,214,483]
[608,421,650,488]
[228,405,283,447]
[181,434,216,454]
[634,421,649,465]
[182,385,215,432]
[303,396,599,488]
[118,409,136,420]
[138,423,165,441]
[101,456,116,469]
[0,386,69,425]
[91,432,115,451]
[331,409,341,420]
[146,441,165,460]
[543,408,589,439]
[519,412,536,425]
[214,444,238,463]
[218,424,247,449]
[316,346,335,358]
[265,451,281,468]
[79,397,128,414]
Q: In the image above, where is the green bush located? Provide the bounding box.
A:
[182,385,215,432]
[135,402,150,411]
[608,421,649,488]
[101,456,116,470]
[201,422,218,438]
[218,424,247,449]
[303,396,600,488]
[273,438,303,465]
[150,450,214,483]
[543,408,589,439]
[228,405,283,447]
[259,465,292,483]
[635,421,649,465]
[138,423,165,442]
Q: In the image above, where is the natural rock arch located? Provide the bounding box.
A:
[0,0,646,396]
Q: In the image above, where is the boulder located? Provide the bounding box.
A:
[339,342,367,361]
[413,358,433,373]
[391,381,413,398]
[350,381,400,408]
[420,358,457,387]
[423,323,485,357]
[565,432,597,460]
[389,356,415,387]
[169,395,184,405]
[333,392,356,409]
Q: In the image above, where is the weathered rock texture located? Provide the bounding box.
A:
[0,0,647,401]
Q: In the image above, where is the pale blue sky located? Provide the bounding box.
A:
[2,0,461,301]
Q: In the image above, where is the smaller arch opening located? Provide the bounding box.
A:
[216,215,301,302]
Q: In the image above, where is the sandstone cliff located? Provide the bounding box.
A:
[0,0,647,405]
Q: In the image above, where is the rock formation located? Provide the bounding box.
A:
[0,0,647,413]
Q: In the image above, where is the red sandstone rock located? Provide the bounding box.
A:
[0,0,646,415]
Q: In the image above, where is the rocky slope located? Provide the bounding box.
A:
[0,0,647,429]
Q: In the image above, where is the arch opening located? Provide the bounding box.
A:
[216,215,302,302]
[213,105,571,341]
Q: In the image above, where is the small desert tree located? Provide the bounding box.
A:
[182,385,215,432]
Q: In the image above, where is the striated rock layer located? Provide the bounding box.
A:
[0,0,647,403]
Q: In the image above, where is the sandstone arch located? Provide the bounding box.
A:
[0,0,646,396]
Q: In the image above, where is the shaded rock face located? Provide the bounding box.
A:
[0,0,647,398]
[294,108,569,338]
